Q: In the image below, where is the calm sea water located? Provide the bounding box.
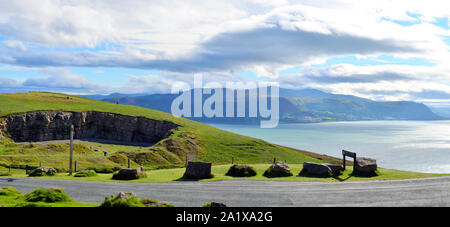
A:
[209,121,450,173]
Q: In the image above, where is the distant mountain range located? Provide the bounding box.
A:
[80,88,445,124]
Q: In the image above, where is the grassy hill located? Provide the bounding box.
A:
[0,92,327,171]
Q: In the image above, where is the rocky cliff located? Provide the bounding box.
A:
[0,111,179,143]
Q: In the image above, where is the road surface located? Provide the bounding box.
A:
[1,176,450,206]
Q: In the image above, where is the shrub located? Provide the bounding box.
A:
[24,188,70,203]
[74,170,97,177]
[0,186,21,196]
[226,165,257,177]
[99,193,144,207]
[99,193,174,207]
[28,169,56,177]
[263,168,293,178]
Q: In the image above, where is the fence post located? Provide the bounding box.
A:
[39,161,42,167]
[273,157,276,163]
[74,161,77,172]
[128,158,130,168]
[69,125,74,175]
[26,165,28,175]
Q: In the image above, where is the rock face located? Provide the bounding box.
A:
[183,161,212,179]
[354,157,378,176]
[1,111,179,144]
[226,164,257,177]
[112,167,147,180]
[263,162,293,177]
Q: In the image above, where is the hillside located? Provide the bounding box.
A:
[0,92,327,171]
[99,88,441,124]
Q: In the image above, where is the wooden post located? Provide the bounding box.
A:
[343,154,346,170]
[69,125,74,175]
[273,157,276,163]
[185,153,188,167]
[26,165,28,175]
[74,161,77,172]
[39,161,42,167]
[128,158,130,168]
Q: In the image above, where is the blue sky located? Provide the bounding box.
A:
[1,0,450,107]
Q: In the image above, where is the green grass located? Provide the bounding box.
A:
[0,186,96,207]
[3,164,444,183]
[0,92,445,182]
[0,92,330,168]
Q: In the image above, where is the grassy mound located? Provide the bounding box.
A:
[24,188,70,203]
[100,193,173,207]
[0,186,21,196]
[74,170,97,177]
[225,165,257,177]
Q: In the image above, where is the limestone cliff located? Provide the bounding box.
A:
[0,111,179,143]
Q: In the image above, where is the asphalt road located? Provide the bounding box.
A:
[2,176,450,207]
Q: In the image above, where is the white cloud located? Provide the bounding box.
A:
[23,68,99,90]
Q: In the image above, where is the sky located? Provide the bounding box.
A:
[1,0,450,107]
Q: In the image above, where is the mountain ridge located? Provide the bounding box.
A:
[81,88,442,124]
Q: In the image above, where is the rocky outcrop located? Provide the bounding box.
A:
[299,162,342,177]
[299,162,332,177]
[112,167,147,180]
[1,111,179,144]
[28,166,57,176]
[183,161,213,179]
[263,162,293,177]
[354,157,378,176]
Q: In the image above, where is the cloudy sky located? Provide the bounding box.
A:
[1,0,450,107]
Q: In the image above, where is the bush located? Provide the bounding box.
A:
[99,193,174,207]
[263,168,293,178]
[99,193,144,207]
[74,170,97,177]
[28,169,56,177]
[226,165,257,177]
[0,186,21,196]
[24,188,70,203]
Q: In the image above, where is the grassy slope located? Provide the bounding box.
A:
[0,92,444,181]
[0,92,324,169]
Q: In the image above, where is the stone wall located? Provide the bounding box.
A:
[1,111,179,143]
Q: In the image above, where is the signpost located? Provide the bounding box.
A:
[69,125,74,175]
[342,149,357,171]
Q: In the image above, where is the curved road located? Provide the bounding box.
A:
[2,176,450,206]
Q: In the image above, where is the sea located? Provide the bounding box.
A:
[209,120,450,173]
